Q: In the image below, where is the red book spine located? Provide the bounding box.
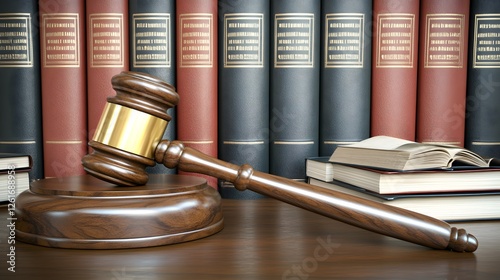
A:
[39,0,87,177]
[371,0,420,140]
[176,0,218,188]
[416,0,470,146]
[86,0,129,141]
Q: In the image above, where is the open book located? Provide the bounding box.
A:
[329,136,499,171]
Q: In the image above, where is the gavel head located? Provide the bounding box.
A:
[82,71,179,186]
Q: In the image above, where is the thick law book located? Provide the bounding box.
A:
[1,169,30,201]
[270,0,320,180]
[309,178,500,221]
[217,0,269,198]
[176,0,218,188]
[129,0,176,175]
[465,0,500,158]
[329,135,499,171]
[39,0,87,178]
[305,156,334,182]
[0,0,44,180]
[416,0,470,147]
[370,0,420,141]
[0,153,31,201]
[0,153,32,171]
[331,163,500,194]
[86,0,129,141]
[319,0,372,156]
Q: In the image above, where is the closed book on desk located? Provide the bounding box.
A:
[309,178,500,221]
[306,156,334,182]
[0,0,43,180]
[465,0,500,158]
[86,0,129,140]
[416,0,470,147]
[331,163,500,195]
[218,0,269,198]
[371,0,420,141]
[39,0,87,178]
[129,0,176,175]
[176,0,218,188]
[1,169,30,201]
[270,0,320,180]
[0,153,31,201]
[319,0,372,156]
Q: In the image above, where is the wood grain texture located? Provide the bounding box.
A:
[14,175,224,249]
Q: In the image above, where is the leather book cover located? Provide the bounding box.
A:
[176,0,218,188]
[39,0,87,178]
[465,0,500,158]
[371,0,420,141]
[218,0,269,198]
[86,0,129,142]
[0,0,44,179]
[320,0,373,156]
[270,0,321,180]
[416,0,470,147]
[129,0,176,175]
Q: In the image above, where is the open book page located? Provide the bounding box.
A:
[396,142,487,166]
[345,136,414,150]
[453,150,490,167]
[331,136,493,170]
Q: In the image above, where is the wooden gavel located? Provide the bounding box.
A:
[82,71,478,252]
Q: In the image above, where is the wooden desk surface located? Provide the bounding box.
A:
[1,198,499,279]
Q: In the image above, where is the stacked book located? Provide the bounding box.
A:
[306,136,500,221]
[1,153,32,202]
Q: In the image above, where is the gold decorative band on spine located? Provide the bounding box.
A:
[93,103,167,158]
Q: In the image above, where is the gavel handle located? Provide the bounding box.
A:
[155,140,478,252]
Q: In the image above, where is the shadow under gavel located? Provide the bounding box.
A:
[82,71,478,252]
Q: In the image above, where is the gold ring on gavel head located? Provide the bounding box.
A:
[92,103,168,158]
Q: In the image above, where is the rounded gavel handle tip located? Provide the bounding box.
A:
[448,228,478,252]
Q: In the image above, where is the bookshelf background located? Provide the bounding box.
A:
[1,0,499,199]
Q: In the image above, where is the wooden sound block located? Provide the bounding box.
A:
[15,174,224,249]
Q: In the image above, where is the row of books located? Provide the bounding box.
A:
[221,0,500,197]
[1,0,500,198]
[306,136,500,221]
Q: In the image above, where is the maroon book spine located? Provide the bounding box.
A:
[416,0,470,146]
[39,0,87,177]
[86,0,129,142]
[175,0,218,188]
[371,0,420,140]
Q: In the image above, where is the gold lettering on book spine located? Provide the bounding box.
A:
[274,13,315,68]
[324,13,364,68]
[42,13,80,68]
[376,13,415,68]
[89,13,124,67]
[0,13,33,67]
[424,14,465,68]
[132,13,171,68]
[178,13,213,68]
[224,13,264,68]
[473,14,500,68]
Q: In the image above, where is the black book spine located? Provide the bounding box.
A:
[319,0,372,156]
[465,0,500,158]
[0,0,43,179]
[218,0,270,198]
[129,0,176,174]
[270,0,320,180]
